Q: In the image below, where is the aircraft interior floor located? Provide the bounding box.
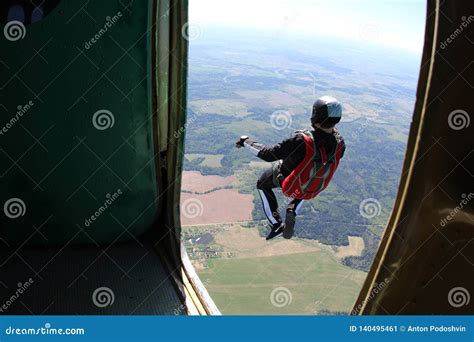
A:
[0,239,184,315]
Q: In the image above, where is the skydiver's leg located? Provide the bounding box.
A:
[256,167,282,228]
[287,198,304,214]
[283,198,303,239]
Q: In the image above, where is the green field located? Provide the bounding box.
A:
[199,251,366,315]
[186,153,224,168]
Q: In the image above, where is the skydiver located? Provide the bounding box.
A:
[236,96,346,240]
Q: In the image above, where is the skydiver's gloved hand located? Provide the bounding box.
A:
[235,135,249,148]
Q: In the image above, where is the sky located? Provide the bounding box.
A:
[190,0,426,54]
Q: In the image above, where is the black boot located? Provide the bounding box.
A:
[283,210,296,239]
[266,222,284,240]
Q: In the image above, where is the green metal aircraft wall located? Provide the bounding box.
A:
[0,1,159,245]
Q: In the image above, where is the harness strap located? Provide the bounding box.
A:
[285,131,313,192]
[284,130,342,198]
[301,134,339,194]
[301,134,327,193]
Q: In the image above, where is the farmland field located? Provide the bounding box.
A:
[199,250,366,315]
[181,190,253,226]
[186,154,224,168]
[184,224,365,315]
[181,171,235,193]
[183,223,366,314]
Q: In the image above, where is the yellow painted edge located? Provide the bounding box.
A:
[182,269,208,315]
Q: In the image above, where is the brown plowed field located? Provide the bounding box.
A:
[181,189,254,226]
[181,171,237,193]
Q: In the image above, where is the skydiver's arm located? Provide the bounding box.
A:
[237,135,304,162]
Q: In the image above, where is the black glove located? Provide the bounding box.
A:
[235,135,249,148]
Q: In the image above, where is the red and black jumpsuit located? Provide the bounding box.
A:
[244,128,345,228]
